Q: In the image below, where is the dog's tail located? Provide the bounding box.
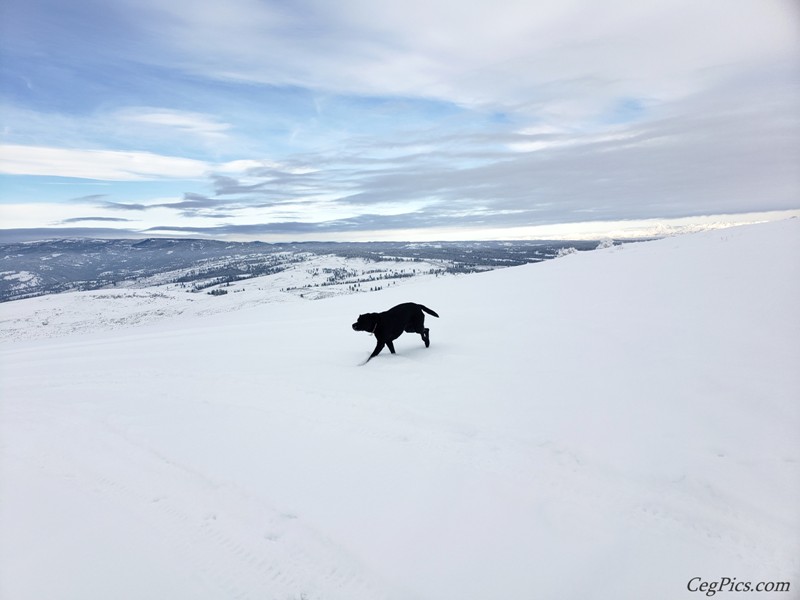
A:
[419,304,439,318]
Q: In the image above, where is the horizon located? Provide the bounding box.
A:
[1,211,798,245]
[1,1,799,241]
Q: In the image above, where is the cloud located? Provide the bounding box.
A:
[98,201,151,211]
[0,144,292,183]
[164,68,797,228]
[60,216,134,223]
[134,0,798,118]
[0,227,142,243]
[147,193,240,218]
[142,212,444,236]
[113,108,232,142]
[68,194,109,203]
[6,61,793,240]
[1,0,798,241]
[0,145,210,181]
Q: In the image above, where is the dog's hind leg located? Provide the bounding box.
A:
[386,340,396,354]
[422,328,430,348]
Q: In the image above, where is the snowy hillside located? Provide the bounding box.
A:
[0,253,453,343]
[1,220,798,600]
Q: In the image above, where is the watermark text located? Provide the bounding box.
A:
[688,577,791,596]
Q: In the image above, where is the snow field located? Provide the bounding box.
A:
[1,220,798,599]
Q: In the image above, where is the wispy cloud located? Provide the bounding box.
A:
[60,216,134,224]
[68,194,109,203]
[113,108,232,142]
[0,144,300,183]
[98,201,151,212]
[0,145,210,181]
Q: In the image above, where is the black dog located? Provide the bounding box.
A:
[352,302,439,362]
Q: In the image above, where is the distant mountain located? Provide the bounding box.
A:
[0,238,605,302]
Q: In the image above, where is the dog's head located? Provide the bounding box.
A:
[352,313,377,333]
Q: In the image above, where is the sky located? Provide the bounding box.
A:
[1,0,799,242]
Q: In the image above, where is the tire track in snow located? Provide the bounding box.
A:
[9,409,406,600]
[96,422,404,600]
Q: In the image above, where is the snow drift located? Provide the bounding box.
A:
[1,220,798,600]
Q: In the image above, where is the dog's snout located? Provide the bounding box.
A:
[352,323,358,330]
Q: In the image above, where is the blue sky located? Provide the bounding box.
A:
[1,0,799,241]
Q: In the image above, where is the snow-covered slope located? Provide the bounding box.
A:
[0,254,451,343]
[1,220,798,600]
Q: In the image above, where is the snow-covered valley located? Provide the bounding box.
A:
[1,220,798,600]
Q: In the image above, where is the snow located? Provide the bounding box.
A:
[1,270,40,288]
[1,220,798,599]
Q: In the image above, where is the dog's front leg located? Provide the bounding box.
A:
[366,340,385,362]
[386,340,396,354]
